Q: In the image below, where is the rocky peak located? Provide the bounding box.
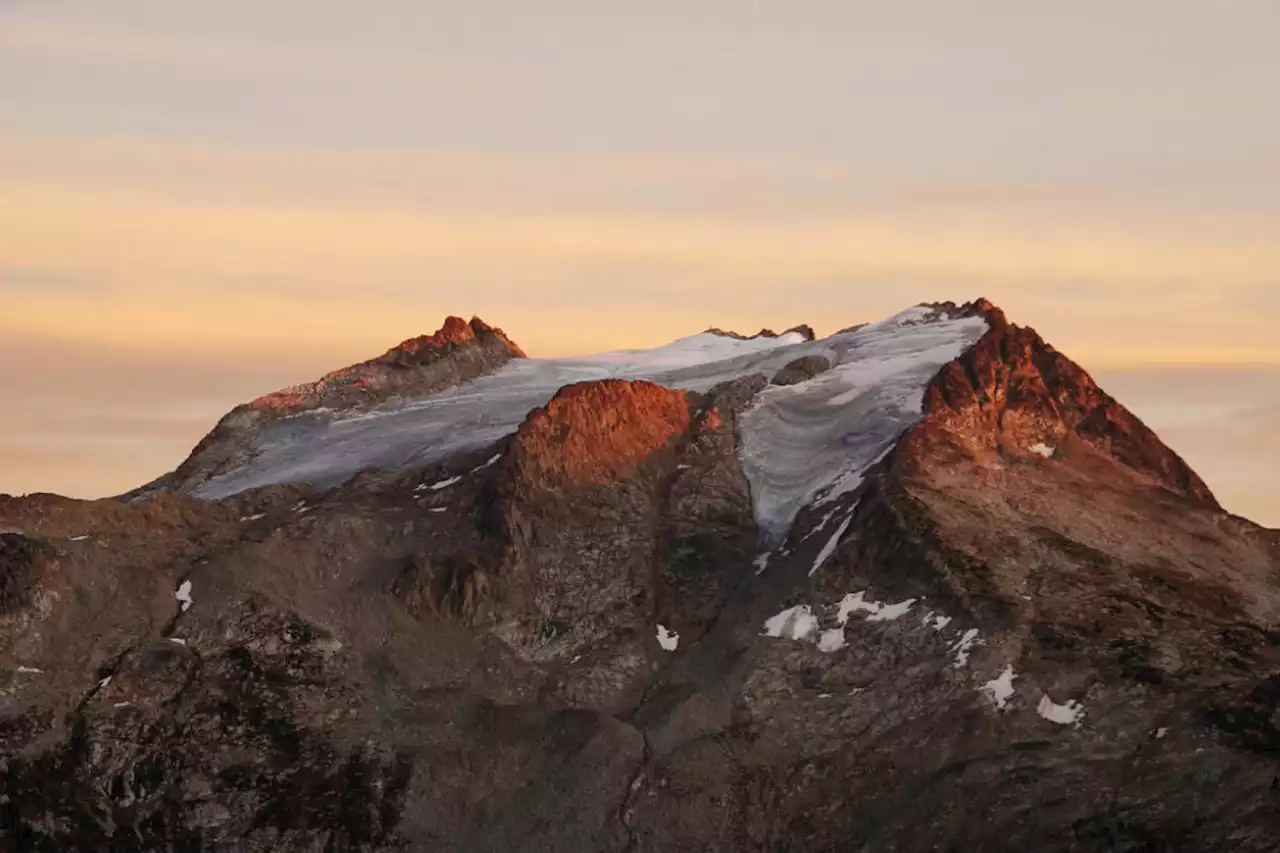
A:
[916,310,1217,507]
[705,324,816,342]
[376,315,527,366]
[250,314,524,413]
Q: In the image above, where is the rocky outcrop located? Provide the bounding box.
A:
[770,354,831,386]
[705,324,816,342]
[503,380,691,492]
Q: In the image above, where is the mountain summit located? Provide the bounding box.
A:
[2,300,1277,852]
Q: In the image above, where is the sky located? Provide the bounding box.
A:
[1,1,1277,524]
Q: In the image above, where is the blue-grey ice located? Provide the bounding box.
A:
[196,305,991,548]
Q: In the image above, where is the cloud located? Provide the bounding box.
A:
[0,266,96,293]
[3,164,1278,366]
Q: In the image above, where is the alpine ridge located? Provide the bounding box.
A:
[1,299,1277,852]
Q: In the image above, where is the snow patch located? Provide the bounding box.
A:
[240,513,267,522]
[931,615,952,631]
[763,605,819,640]
[68,535,91,542]
[169,637,187,646]
[114,702,132,709]
[835,591,916,624]
[753,552,772,575]
[470,453,503,473]
[816,446,894,507]
[950,628,981,668]
[429,476,462,491]
[802,509,838,541]
[15,665,42,674]
[175,580,193,612]
[810,514,854,576]
[1155,727,1169,740]
[1029,443,1055,458]
[428,507,447,513]
[981,666,1017,710]
[837,592,879,624]
[869,598,916,622]
[817,628,847,653]
[98,676,112,689]
[656,625,680,651]
[1037,694,1085,726]
[195,325,815,500]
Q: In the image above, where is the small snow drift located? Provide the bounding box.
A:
[981,666,1018,710]
[817,628,847,653]
[175,580,193,612]
[656,624,680,651]
[470,453,503,473]
[835,590,916,624]
[429,476,462,491]
[1037,694,1085,726]
[950,628,982,668]
[763,605,819,640]
[810,514,855,576]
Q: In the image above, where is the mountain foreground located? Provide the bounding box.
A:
[2,300,1277,852]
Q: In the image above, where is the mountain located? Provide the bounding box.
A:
[2,299,1277,852]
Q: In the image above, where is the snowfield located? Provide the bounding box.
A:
[737,306,989,537]
[196,306,991,528]
[196,330,810,500]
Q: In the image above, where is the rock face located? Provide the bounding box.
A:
[917,299,1216,506]
[2,300,1278,852]
[770,354,831,386]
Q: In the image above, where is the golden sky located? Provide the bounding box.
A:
[1,2,1277,523]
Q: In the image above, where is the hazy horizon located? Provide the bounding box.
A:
[2,2,1277,523]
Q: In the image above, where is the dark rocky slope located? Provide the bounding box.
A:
[1,301,1277,851]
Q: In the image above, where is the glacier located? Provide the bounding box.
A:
[738,306,989,537]
[195,329,812,500]
[196,305,991,544]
